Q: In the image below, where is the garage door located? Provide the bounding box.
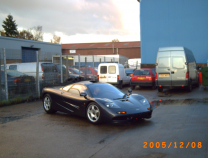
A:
[22,47,39,63]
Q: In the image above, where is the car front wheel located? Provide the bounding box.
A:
[86,102,102,124]
[43,94,57,114]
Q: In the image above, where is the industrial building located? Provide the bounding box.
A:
[62,41,140,59]
[0,36,61,64]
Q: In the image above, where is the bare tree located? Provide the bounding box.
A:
[0,30,6,36]
[30,25,44,41]
[17,29,33,40]
[112,38,119,42]
[51,34,61,44]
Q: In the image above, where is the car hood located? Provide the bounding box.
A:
[95,94,147,109]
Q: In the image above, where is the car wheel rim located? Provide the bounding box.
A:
[44,96,51,111]
[87,104,100,122]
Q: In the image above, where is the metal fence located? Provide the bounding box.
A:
[0,48,128,103]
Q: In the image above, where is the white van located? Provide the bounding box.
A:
[98,63,131,89]
[5,62,59,87]
[155,47,199,92]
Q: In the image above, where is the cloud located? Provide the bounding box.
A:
[0,0,124,36]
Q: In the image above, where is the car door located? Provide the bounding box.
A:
[61,84,87,116]
[157,51,172,86]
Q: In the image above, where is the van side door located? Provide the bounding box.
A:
[157,51,172,86]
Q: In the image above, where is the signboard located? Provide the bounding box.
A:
[70,50,76,53]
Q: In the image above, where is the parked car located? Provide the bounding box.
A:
[68,68,83,74]
[1,69,35,95]
[156,47,199,92]
[54,64,71,83]
[125,68,136,76]
[5,62,59,88]
[130,68,156,89]
[80,67,98,80]
[42,81,152,124]
[68,68,85,81]
[98,63,131,89]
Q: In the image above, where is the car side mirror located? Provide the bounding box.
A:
[80,92,88,99]
[128,88,132,96]
[130,74,133,77]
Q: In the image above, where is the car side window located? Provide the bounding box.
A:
[68,89,80,95]
[63,85,73,91]
[72,84,87,93]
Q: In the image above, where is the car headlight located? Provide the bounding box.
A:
[139,98,149,105]
[105,103,120,108]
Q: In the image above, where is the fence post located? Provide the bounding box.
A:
[78,54,80,77]
[60,54,63,83]
[3,48,8,102]
[0,50,1,100]
[36,51,40,98]
[93,55,94,81]
[85,57,87,79]
[66,55,69,82]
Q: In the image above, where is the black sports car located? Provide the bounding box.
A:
[42,81,152,124]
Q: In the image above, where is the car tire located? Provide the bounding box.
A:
[43,94,57,114]
[187,81,192,92]
[152,83,156,90]
[131,85,136,90]
[86,102,102,124]
[118,81,123,89]
[158,87,163,92]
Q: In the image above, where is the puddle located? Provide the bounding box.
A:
[149,98,208,109]
[0,111,43,124]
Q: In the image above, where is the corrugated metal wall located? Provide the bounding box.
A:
[140,0,208,64]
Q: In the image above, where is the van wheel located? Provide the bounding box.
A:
[158,87,163,92]
[187,81,192,92]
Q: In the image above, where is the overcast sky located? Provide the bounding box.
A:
[0,0,140,43]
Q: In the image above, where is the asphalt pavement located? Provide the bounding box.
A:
[0,84,208,158]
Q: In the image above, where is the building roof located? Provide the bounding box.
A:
[62,41,140,49]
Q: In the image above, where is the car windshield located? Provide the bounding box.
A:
[42,63,58,72]
[56,65,67,73]
[134,70,150,75]
[88,83,125,99]
[125,69,135,73]
[71,68,83,74]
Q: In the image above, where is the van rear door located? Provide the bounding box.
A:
[157,51,171,86]
[107,65,117,83]
[99,65,108,83]
[170,51,186,86]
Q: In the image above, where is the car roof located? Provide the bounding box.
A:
[74,81,107,86]
[135,68,154,71]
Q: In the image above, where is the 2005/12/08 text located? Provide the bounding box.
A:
[143,142,202,149]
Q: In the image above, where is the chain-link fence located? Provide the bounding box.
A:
[0,48,128,102]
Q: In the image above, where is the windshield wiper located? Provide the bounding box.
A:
[113,94,127,100]
[113,98,123,100]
